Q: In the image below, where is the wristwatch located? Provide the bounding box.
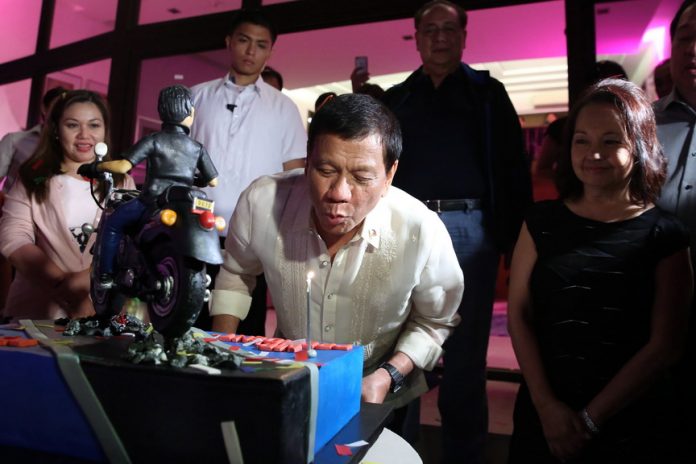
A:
[379,362,405,393]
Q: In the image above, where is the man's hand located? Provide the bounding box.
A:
[350,66,370,93]
[211,314,240,334]
[361,367,392,404]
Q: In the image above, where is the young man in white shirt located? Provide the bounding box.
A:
[190,10,306,334]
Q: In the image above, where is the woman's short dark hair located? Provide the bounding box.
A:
[556,78,666,205]
[307,94,401,172]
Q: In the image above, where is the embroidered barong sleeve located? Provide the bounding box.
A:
[394,216,463,371]
[210,183,261,320]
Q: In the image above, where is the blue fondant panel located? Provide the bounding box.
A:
[0,342,104,461]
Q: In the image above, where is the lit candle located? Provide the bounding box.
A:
[306,271,316,357]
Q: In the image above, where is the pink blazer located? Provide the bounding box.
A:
[0,174,135,319]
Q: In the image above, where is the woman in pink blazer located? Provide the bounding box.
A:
[0,90,134,321]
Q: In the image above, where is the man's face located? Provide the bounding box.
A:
[226,22,273,80]
[415,5,466,72]
[671,5,696,99]
[307,133,397,248]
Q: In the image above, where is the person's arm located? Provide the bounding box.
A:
[210,184,263,332]
[0,132,18,179]
[361,351,415,404]
[350,66,370,93]
[507,223,590,460]
[583,247,693,426]
[7,244,93,317]
[210,263,256,333]
[279,98,307,172]
[197,146,219,188]
[491,80,532,262]
[282,158,305,171]
[1,182,94,318]
[8,243,65,289]
[361,214,463,404]
[98,159,133,174]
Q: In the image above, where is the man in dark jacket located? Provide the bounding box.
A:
[381,1,532,461]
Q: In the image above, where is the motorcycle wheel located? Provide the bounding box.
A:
[91,284,127,318]
[148,241,207,337]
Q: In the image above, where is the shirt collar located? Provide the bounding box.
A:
[222,73,263,96]
[358,194,389,250]
[656,88,696,115]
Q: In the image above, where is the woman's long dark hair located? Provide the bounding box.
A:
[19,89,125,203]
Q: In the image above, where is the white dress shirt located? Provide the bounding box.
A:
[211,170,463,405]
[0,124,41,193]
[655,91,696,261]
[190,75,307,234]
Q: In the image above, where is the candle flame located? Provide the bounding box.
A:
[306,271,314,280]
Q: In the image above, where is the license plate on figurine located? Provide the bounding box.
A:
[192,197,214,213]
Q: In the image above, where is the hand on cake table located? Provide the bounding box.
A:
[361,367,392,403]
[362,352,414,403]
[53,269,95,318]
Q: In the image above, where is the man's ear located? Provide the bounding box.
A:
[386,160,398,188]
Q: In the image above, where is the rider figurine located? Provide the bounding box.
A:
[85,85,218,289]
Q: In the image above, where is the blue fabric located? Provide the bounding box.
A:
[0,331,104,461]
[99,198,148,275]
[436,210,499,464]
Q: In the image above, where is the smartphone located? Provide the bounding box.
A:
[355,56,368,73]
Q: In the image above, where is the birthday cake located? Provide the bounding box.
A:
[0,320,363,463]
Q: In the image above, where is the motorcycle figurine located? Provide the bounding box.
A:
[80,85,223,337]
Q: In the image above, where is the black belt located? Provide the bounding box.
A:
[423,198,482,213]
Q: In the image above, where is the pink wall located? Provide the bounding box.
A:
[0,80,31,136]
[136,54,226,136]
[0,0,40,64]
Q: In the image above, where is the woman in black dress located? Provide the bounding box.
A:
[507,79,693,463]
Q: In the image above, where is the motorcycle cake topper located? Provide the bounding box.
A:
[78,85,224,337]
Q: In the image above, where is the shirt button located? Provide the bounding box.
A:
[320,260,329,268]
[327,293,334,300]
[324,324,333,332]
[686,185,693,190]
[691,152,696,157]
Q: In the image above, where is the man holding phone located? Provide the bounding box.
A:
[381,1,532,462]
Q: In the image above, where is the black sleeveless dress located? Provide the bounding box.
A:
[508,200,689,464]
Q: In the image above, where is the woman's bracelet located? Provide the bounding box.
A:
[580,408,600,435]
